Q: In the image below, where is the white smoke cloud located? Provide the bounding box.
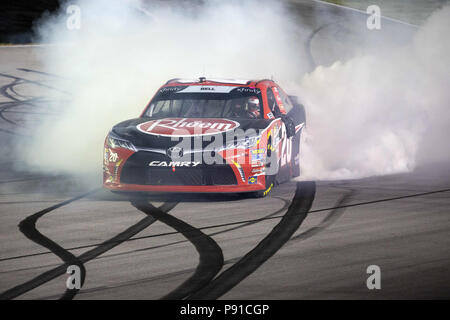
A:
[298,5,450,180]
[19,0,450,184]
[22,0,307,182]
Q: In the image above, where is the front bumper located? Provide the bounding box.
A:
[103,148,267,193]
[104,181,266,193]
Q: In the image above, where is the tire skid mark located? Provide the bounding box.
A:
[0,190,97,300]
[0,191,177,300]
[8,82,27,99]
[208,197,290,237]
[18,207,87,300]
[131,200,224,300]
[17,68,65,79]
[0,177,52,185]
[0,77,21,102]
[290,188,354,241]
[0,197,289,276]
[44,191,353,300]
[0,97,56,109]
[0,72,67,132]
[3,182,445,265]
[34,187,358,300]
[0,195,305,267]
[0,78,25,126]
[0,72,70,95]
[188,181,316,300]
[0,127,29,137]
[91,196,291,260]
[76,201,177,263]
[4,184,447,265]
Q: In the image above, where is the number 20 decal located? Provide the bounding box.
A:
[280,124,292,167]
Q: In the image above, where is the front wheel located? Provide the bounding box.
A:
[251,174,275,198]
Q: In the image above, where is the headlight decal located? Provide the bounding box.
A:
[107,134,136,151]
[232,160,246,182]
[223,135,262,150]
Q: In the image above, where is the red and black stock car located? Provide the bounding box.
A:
[103,78,306,197]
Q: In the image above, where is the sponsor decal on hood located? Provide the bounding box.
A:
[137,118,240,137]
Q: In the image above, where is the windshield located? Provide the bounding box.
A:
[143,86,264,119]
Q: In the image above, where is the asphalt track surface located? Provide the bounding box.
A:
[0,0,449,299]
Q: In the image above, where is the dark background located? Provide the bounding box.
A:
[0,0,60,43]
[0,0,203,44]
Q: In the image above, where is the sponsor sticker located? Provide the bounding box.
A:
[251,160,264,167]
[251,167,265,176]
[137,118,240,137]
[114,159,123,180]
[248,176,258,184]
[104,148,109,164]
[252,148,265,161]
[234,87,261,95]
[252,153,264,161]
[158,86,187,94]
[176,86,235,93]
[251,148,265,154]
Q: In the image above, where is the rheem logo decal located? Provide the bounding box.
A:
[137,118,239,137]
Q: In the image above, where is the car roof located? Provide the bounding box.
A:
[163,77,276,89]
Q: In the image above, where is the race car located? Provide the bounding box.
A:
[103,77,306,197]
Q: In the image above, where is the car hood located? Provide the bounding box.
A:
[111,117,274,149]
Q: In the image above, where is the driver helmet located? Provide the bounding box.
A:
[247,96,260,118]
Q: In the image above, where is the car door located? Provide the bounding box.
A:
[266,87,292,181]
